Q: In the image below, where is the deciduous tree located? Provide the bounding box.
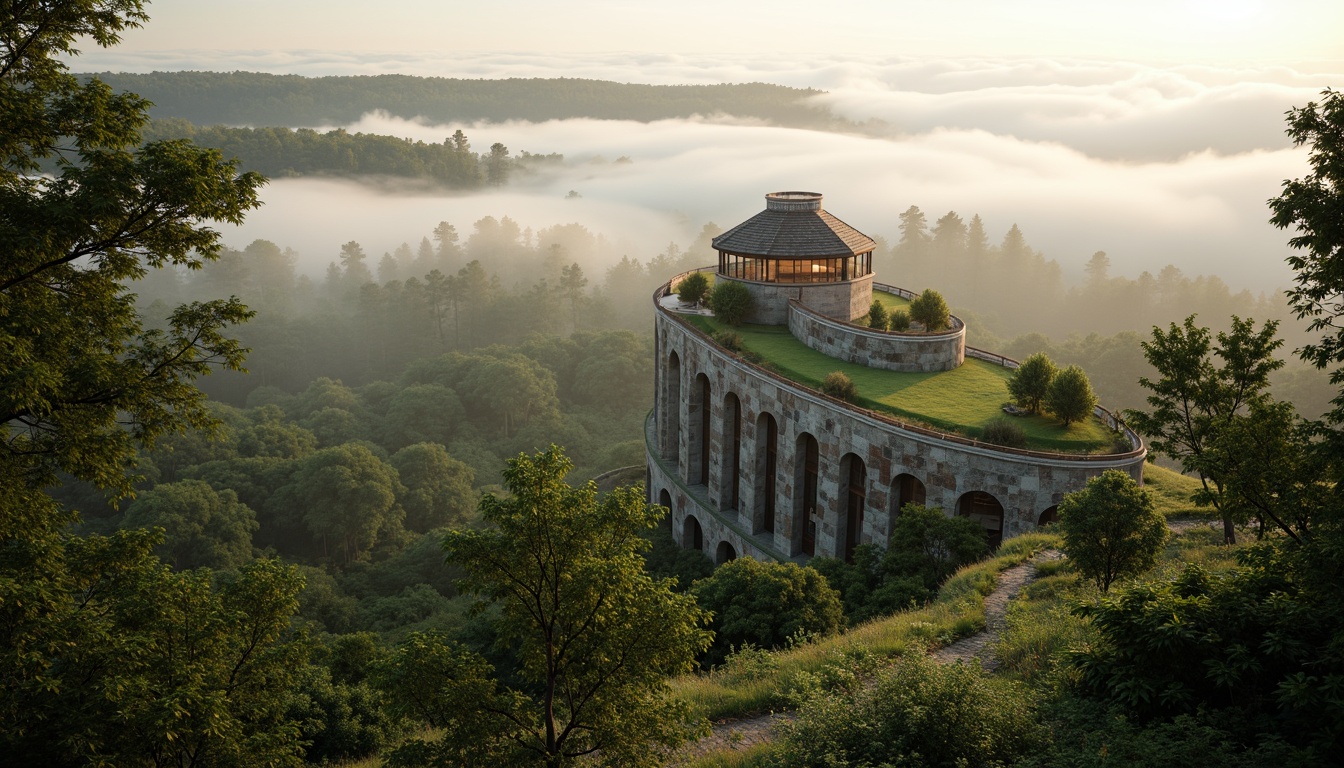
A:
[1057,470,1166,592]
[909,288,950,331]
[434,447,711,766]
[1007,352,1057,414]
[1045,364,1098,426]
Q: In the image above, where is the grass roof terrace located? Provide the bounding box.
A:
[680,293,1119,453]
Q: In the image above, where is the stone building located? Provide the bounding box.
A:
[646,191,1146,565]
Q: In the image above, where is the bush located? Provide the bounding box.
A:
[981,417,1027,448]
[1058,470,1165,592]
[676,271,709,305]
[710,329,743,352]
[1046,364,1098,426]
[866,299,888,329]
[773,651,1044,767]
[691,558,844,666]
[1007,352,1057,414]
[888,309,911,331]
[821,371,858,402]
[707,280,753,325]
[908,288,950,331]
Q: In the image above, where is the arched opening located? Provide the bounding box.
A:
[890,473,926,516]
[665,351,681,461]
[719,392,742,512]
[793,432,820,556]
[687,373,711,486]
[683,515,703,551]
[754,413,778,535]
[657,489,673,533]
[1038,505,1059,527]
[957,491,1005,550]
[716,541,737,565]
[840,453,867,563]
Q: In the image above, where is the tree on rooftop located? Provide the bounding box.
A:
[1007,352,1057,414]
[676,271,709,305]
[1045,364,1098,427]
[909,288,950,331]
[708,279,753,325]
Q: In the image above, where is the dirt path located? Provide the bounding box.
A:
[670,550,1060,764]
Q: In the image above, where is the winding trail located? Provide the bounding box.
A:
[670,550,1060,764]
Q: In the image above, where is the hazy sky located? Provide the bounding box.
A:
[68,0,1343,291]
[83,0,1342,65]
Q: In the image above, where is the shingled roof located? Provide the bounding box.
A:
[712,192,876,259]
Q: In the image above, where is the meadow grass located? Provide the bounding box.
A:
[1141,462,1210,520]
[669,533,1059,721]
[683,742,776,768]
[683,315,1113,452]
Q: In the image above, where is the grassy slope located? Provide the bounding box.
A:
[668,533,1060,723]
[684,314,1114,452]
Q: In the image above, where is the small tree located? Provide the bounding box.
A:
[437,446,712,764]
[1006,352,1057,414]
[821,371,859,403]
[708,280,753,325]
[1057,470,1166,592]
[867,300,888,329]
[908,289,950,331]
[676,271,709,305]
[1046,364,1098,426]
[889,309,912,332]
[691,557,844,665]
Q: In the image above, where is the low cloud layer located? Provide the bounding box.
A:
[87,52,1327,291]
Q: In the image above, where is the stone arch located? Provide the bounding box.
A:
[664,350,681,460]
[716,541,737,565]
[840,453,867,563]
[719,392,742,512]
[889,472,926,519]
[1038,505,1059,527]
[687,373,711,486]
[754,412,778,535]
[957,491,1005,550]
[793,432,820,556]
[683,514,704,551]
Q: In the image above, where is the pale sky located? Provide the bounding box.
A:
[82,0,1342,69]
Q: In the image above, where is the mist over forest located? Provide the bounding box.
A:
[85,57,1339,291]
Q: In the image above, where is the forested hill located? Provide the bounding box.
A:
[78,71,842,128]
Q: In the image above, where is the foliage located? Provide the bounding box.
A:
[677,271,710,305]
[0,0,264,525]
[1045,363,1098,426]
[1270,88,1344,420]
[888,308,911,331]
[1058,470,1166,591]
[908,288,951,331]
[708,279,754,325]
[121,479,257,570]
[1007,351,1057,413]
[391,442,476,533]
[2,533,309,766]
[691,558,844,666]
[278,443,405,565]
[1125,315,1292,543]
[820,370,858,402]
[433,446,712,765]
[981,416,1027,448]
[711,329,743,352]
[865,298,888,329]
[771,651,1043,768]
[287,664,402,765]
[642,523,715,591]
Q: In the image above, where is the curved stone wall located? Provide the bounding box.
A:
[787,298,965,373]
[719,272,872,324]
[647,276,1145,563]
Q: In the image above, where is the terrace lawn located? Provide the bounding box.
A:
[684,315,1114,453]
[872,288,911,313]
